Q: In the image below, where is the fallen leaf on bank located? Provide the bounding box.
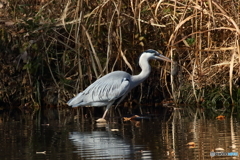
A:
[18,28,25,34]
[0,2,4,9]
[161,99,175,107]
[166,150,175,155]
[66,77,72,80]
[5,21,15,26]
[216,115,225,120]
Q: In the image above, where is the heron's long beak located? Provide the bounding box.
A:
[155,54,173,63]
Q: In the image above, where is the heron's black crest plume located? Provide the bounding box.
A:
[137,49,160,66]
[145,49,160,55]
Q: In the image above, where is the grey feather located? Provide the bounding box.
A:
[67,71,131,107]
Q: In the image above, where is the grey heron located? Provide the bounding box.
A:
[67,49,173,122]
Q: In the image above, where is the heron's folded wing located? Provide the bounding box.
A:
[83,77,130,103]
[67,92,83,106]
[108,78,130,101]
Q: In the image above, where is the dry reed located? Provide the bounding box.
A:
[0,0,239,116]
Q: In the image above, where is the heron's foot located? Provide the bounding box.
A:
[96,118,107,123]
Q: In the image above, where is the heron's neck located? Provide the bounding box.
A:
[131,58,151,88]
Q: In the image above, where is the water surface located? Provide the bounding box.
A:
[0,108,240,160]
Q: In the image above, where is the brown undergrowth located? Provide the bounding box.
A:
[0,0,239,118]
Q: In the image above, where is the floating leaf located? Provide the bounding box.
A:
[229,144,237,148]
[139,41,144,46]
[123,115,139,121]
[216,115,225,120]
[139,36,144,41]
[36,151,46,154]
[187,142,195,148]
[95,118,107,123]
[215,148,224,152]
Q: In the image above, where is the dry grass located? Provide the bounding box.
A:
[165,0,240,105]
[0,0,240,112]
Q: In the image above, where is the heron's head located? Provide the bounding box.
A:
[141,49,173,63]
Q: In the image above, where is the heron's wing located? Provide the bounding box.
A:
[67,71,131,107]
[83,76,131,103]
[67,92,83,106]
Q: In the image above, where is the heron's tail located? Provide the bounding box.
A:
[67,92,83,107]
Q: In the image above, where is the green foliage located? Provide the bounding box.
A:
[202,87,231,108]
[186,38,195,45]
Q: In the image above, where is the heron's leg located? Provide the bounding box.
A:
[96,101,114,123]
[114,94,127,109]
[102,101,114,119]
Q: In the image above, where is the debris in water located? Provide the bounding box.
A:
[123,115,139,121]
[215,148,224,152]
[36,151,46,154]
[186,142,195,148]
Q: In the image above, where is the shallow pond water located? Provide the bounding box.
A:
[0,107,240,160]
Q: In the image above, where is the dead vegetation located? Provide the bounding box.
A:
[0,0,239,115]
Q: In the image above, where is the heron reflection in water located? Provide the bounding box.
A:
[67,49,173,122]
[69,131,151,159]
